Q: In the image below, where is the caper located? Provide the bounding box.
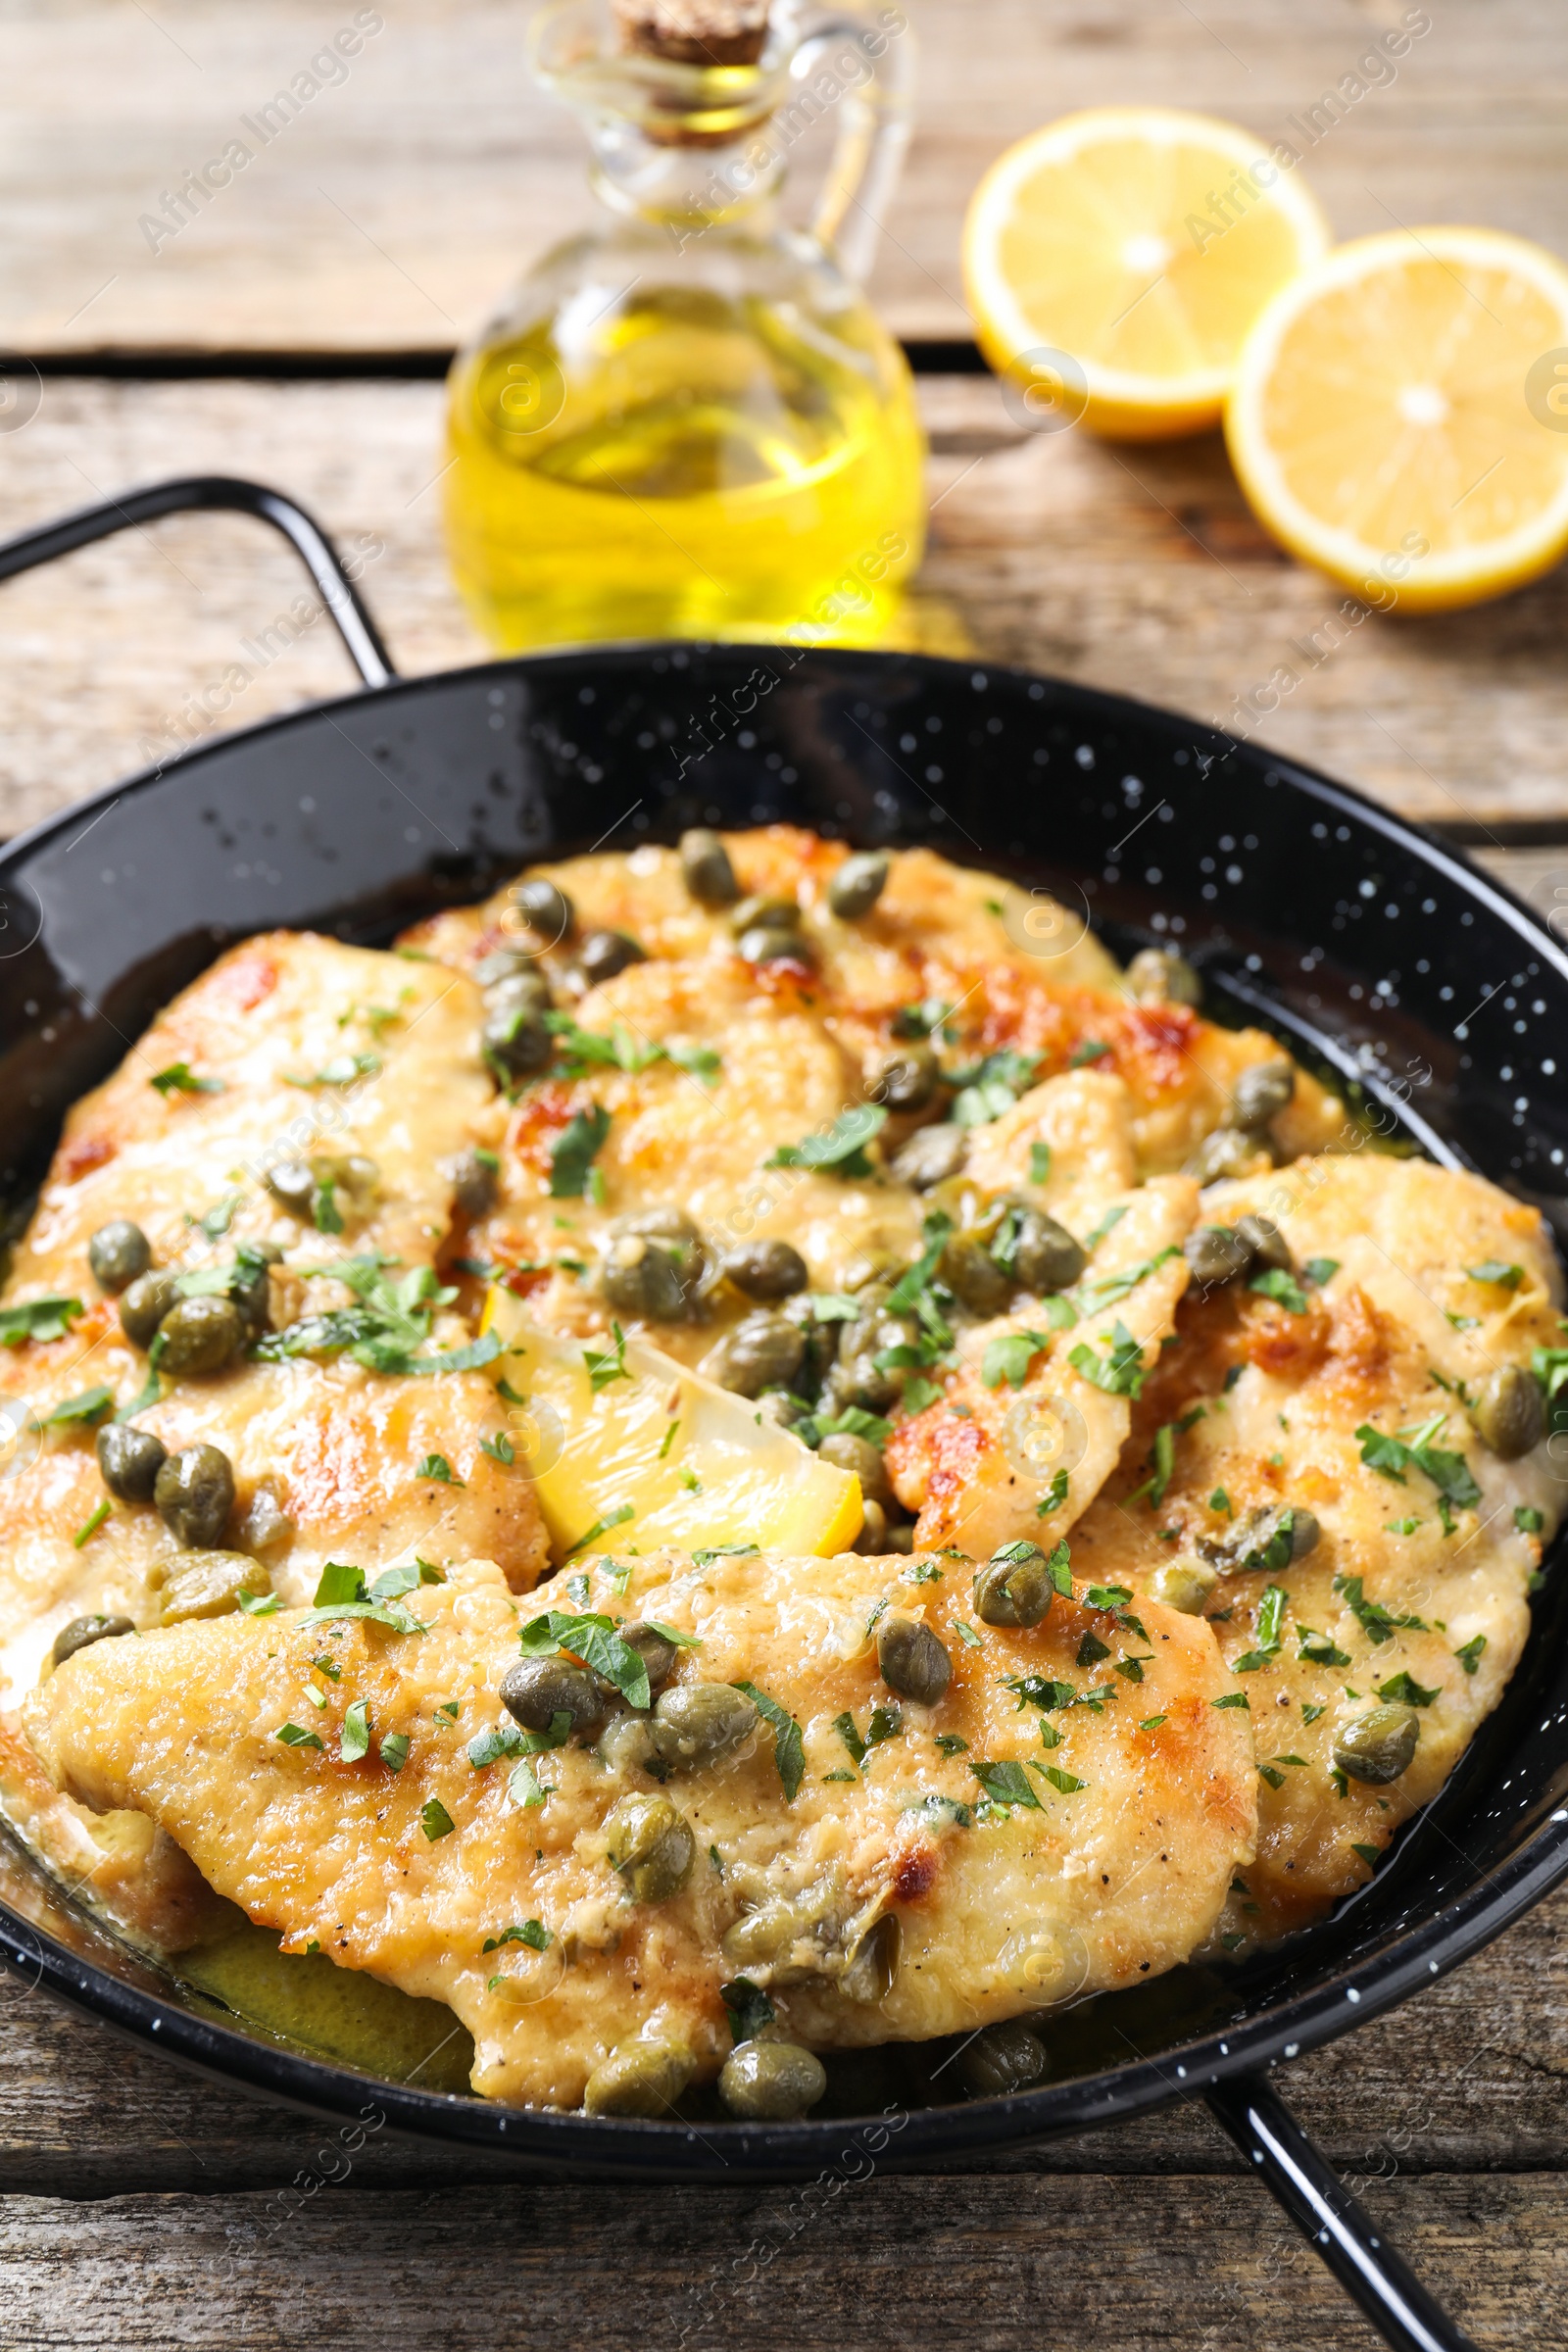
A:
[892,1123,968,1191]
[1234,1057,1296,1134]
[615,1620,681,1698]
[958,2019,1047,2099]
[578,929,647,986]
[620,1204,704,1250]
[1184,1224,1255,1287]
[827,851,890,920]
[229,1239,282,1340]
[152,1295,244,1377]
[96,1421,168,1503]
[756,1388,808,1430]
[483,966,551,1016]
[443,1148,500,1221]
[268,1153,377,1219]
[582,2037,694,2118]
[1235,1213,1292,1270]
[857,1499,891,1554]
[511,876,574,943]
[1190,1127,1264,1185]
[600,1713,660,1775]
[1147,1560,1219,1615]
[51,1613,135,1667]
[718,2039,827,2120]
[153,1444,235,1550]
[1472,1364,1544,1460]
[817,1430,893,1509]
[723,1239,808,1301]
[1283,1506,1320,1560]
[603,1792,696,1901]
[1214,1503,1319,1572]
[156,1549,270,1626]
[1125,947,1201,1008]
[481,997,551,1080]
[706,1311,806,1398]
[119,1270,180,1350]
[973,1544,1054,1629]
[650,1682,758,1770]
[877,1614,952,1705]
[678,827,738,907]
[87,1219,150,1296]
[265,1159,317,1216]
[825,1351,899,1415]
[840,1912,900,2003]
[471,947,541,990]
[940,1234,1010,1316]
[1011,1211,1086,1296]
[781,1294,842,1392]
[730,895,800,936]
[870,1044,938,1113]
[737,923,811,967]
[1334,1703,1420,1786]
[500,1655,603,1737]
[603,1233,689,1322]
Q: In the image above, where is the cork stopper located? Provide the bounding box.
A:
[613,0,770,68]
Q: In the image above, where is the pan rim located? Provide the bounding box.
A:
[3,638,1566,2169]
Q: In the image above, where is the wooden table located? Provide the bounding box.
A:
[3,3,1568,2343]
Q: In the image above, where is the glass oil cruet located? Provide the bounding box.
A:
[443,0,927,651]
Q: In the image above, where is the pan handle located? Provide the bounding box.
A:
[1205,2073,1480,2352]
[0,474,397,690]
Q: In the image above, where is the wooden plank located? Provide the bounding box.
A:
[0,376,1565,836]
[4,2174,1566,2349]
[0,0,1563,352]
[4,1872,1568,2194]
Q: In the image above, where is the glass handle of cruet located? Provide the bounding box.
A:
[793,6,916,284]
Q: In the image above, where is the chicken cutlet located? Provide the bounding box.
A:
[0,933,549,1945]
[1068,1152,1563,1943]
[26,1545,1256,2109]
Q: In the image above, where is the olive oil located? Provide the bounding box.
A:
[443,0,927,652]
[446,280,924,649]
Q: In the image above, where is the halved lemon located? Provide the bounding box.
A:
[1227,226,1568,612]
[963,106,1331,440]
[480,1285,861,1563]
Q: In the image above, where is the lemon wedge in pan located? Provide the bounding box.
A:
[480,1285,862,1564]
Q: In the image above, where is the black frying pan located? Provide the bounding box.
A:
[1,478,1565,2352]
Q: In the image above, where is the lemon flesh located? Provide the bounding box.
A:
[964,105,1330,440]
[481,1285,861,1563]
[1227,226,1568,612]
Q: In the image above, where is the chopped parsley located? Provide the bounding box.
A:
[1249,1267,1308,1315]
[150,1061,224,1096]
[947,1049,1040,1128]
[733,1680,804,1800]
[1354,1422,1480,1513]
[548,1104,612,1200]
[970,1759,1041,1810]
[1068,1319,1148,1398]
[378,1732,410,1773]
[765,1103,887,1178]
[564,1502,636,1555]
[584,1322,630,1394]
[1376,1670,1440,1707]
[420,1798,456,1841]
[1037,1467,1070,1517]
[519,1609,654,1707]
[1453,1634,1488,1676]
[257,1255,502,1378]
[1333,1571,1429,1646]
[45,1386,113,1428]
[340,1699,371,1762]
[274,1722,324,1752]
[720,1977,777,2045]
[1466,1260,1523,1289]
[484,1921,551,1954]
[0,1296,83,1347]
[1028,1142,1053,1185]
[1302,1257,1340,1289]
[284,1051,380,1089]
[1516,1505,1544,1536]
[981,1328,1052,1391]
[295,1561,428,1635]
[1068,1039,1110,1068]
[691,1541,759,1568]
[72,1498,111,1548]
